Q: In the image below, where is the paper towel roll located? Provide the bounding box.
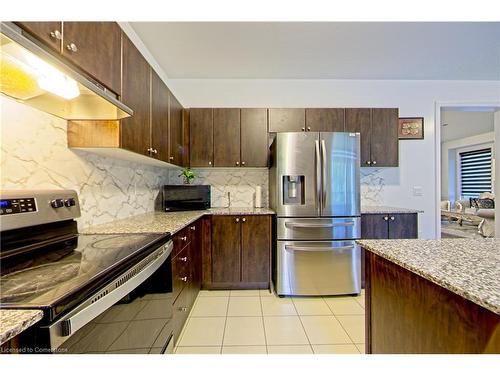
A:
[255,185,262,208]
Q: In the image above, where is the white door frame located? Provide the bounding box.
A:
[434,101,500,238]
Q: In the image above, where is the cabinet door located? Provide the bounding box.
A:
[151,70,169,162]
[306,108,345,132]
[361,214,389,239]
[189,221,202,292]
[268,108,305,132]
[16,22,62,52]
[62,22,121,94]
[121,34,151,156]
[213,108,240,167]
[169,92,184,166]
[241,108,269,167]
[345,108,372,167]
[371,108,399,167]
[211,216,241,284]
[241,216,270,284]
[388,213,418,239]
[189,108,213,167]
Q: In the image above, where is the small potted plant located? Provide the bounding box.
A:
[179,168,195,185]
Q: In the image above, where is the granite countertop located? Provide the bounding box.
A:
[357,238,500,315]
[0,309,43,346]
[83,207,275,235]
[361,206,423,214]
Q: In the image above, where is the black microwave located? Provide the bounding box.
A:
[160,185,211,211]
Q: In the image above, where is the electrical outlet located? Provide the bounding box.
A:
[413,186,423,196]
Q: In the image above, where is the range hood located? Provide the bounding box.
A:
[0,22,132,120]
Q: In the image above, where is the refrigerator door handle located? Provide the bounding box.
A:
[315,139,322,212]
[285,245,355,252]
[285,221,355,228]
[321,139,327,209]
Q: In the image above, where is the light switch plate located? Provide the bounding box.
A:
[413,186,423,196]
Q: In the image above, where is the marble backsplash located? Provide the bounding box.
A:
[0,97,170,230]
[169,168,269,208]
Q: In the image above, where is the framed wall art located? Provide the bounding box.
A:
[398,117,424,139]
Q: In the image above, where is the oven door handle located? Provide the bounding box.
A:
[52,241,173,341]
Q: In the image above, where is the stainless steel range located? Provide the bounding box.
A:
[269,132,361,296]
[0,190,174,354]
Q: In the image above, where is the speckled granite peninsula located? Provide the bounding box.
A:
[358,238,499,353]
[357,239,499,314]
[82,208,275,235]
[0,309,43,346]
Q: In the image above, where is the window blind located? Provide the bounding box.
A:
[459,148,492,198]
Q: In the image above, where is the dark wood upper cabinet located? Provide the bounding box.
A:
[241,216,271,283]
[120,33,150,156]
[213,108,241,167]
[189,108,214,167]
[169,93,184,166]
[345,108,372,167]
[211,216,241,284]
[16,22,62,52]
[241,108,269,167]
[269,108,305,132]
[62,22,121,95]
[371,108,399,167]
[306,108,345,132]
[151,70,169,162]
[345,108,398,167]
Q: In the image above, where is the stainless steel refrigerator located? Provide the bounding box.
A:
[269,132,361,296]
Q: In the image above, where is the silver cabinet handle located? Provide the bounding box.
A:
[55,242,172,338]
[242,217,246,222]
[241,161,245,166]
[366,161,372,165]
[181,236,187,241]
[390,216,395,221]
[372,160,377,165]
[169,156,174,161]
[236,161,239,166]
[179,307,188,312]
[315,140,321,212]
[180,276,188,282]
[321,139,327,209]
[307,126,311,131]
[285,245,354,252]
[383,216,389,221]
[301,127,305,131]
[50,30,62,40]
[147,147,152,154]
[66,43,78,52]
[235,218,240,223]
[180,257,188,262]
[190,226,196,231]
[208,161,212,166]
[153,149,158,154]
[285,221,354,228]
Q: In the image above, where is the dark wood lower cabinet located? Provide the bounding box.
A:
[361,213,418,287]
[365,251,500,353]
[241,216,271,283]
[211,215,241,285]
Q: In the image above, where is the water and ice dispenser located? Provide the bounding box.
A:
[282,175,305,205]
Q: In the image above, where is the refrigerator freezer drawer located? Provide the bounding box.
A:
[276,240,361,296]
[277,217,360,240]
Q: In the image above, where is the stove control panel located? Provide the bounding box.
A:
[0,197,37,215]
[0,190,81,231]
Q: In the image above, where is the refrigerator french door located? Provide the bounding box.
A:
[270,132,361,296]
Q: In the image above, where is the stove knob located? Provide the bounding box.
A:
[65,198,76,207]
[50,199,64,209]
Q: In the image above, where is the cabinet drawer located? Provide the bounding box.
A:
[173,227,191,257]
[172,247,190,302]
[172,287,191,345]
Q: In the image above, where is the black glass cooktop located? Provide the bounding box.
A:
[0,233,170,318]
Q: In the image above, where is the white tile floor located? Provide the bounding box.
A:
[175,289,365,354]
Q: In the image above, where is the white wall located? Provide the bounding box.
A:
[440,131,494,202]
[167,79,500,239]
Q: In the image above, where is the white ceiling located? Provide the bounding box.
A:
[130,22,500,80]
[441,111,495,143]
